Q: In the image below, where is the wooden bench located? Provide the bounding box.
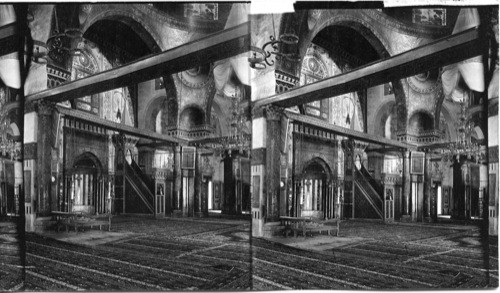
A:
[52,211,112,233]
[280,216,340,237]
[279,216,310,237]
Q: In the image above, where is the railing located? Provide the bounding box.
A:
[360,165,383,196]
[354,169,383,219]
[396,129,442,145]
[130,159,154,193]
[124,162,154,213]
[166,125,215,139]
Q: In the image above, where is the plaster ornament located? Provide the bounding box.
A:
[308,10,321,30]
[79,4,92,25]
[0,5,20,89]
[488,22,499,100]
[441,8,484,99]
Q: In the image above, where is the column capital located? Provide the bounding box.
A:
[111,133,126,148]
[403,150,411,159]
[264,105,283,121]
[352,140,369,152]
[252,106,265,119]
[36,100,56,116]
[340,138,368,152]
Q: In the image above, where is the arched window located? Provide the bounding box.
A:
[384,115,392,139]
[71,51,100,114]
[155,110,163,134]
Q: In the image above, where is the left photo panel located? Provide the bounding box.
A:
[0,4,25,292]
[2,3,252,291]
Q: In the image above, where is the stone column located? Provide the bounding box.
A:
[222,151,236,215]
[35,101,55,215]
[424,154,432,222]
[173,145,182,216]
[251,107,266,237]
[194,151,202,216]
[264,105,282,221]
[111,133,126,214]
[401,151,411,221]
[341,139,355,219]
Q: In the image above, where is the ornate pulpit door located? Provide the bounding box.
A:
[155,182,165,218]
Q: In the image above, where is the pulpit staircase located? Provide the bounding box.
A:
[353,166,383,219]
[124,160,155,214]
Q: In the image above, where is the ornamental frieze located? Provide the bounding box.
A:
[136,3,226,34]
[364,9,450,39]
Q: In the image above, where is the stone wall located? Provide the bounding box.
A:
[63,128,109,172]
[293,136,335,178]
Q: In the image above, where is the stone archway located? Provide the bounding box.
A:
[66,152,105,214]
[179,105,205,130]
[295,157,333,219]
[81,7,162,53]
[276,10,408,133]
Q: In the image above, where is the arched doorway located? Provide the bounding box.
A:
[295,158,333,219]
[65,153,105,214]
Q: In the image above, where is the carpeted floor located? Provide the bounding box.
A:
[25,216,252,291]
[253,220,498,290]
[18,217,499,290]
[0,219,24,291]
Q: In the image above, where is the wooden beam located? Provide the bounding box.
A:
[365,147,406,154]
[0,23,17,40]
[57,106,186,144]
[0,23,18,56]
[253,28,484,109]
[26,22,250,104]
[285,110,416,150]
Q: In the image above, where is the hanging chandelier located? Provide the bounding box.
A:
[248,15,300,69]
[441,97,483,163]
[46,7,83,65]
[212,91,250,157]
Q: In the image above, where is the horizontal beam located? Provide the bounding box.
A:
[0,23,18,56]
[365,147,406,154]
[285,110,416,150]
[26,22,250,104]
[0,23,16,40]
[253,28,484,109]
[57,106,186,145]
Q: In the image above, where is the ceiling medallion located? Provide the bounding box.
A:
[406,70,441,94]
[178,64,212,88]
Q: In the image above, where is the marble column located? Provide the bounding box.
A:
[35,101,54,215]
[401,151,411,220]
[222,151,236,215]
[173,146,182,215]
[424,154,432,222]
[264,105,282,221]
[111,133,126,214]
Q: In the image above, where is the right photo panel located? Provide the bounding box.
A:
[249,2,499,290]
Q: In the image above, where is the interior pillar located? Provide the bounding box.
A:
[264,105,282,221]
[341,139,355,219]
[424,153,432,222]
[111,133,126,214]
[222,151,236,215]
[35,101,54,216]
[173,146,182,216]
[251,112,266,237]
[401,151,411,221]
